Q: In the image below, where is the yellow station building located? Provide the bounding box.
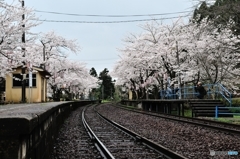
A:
[5,65,51,103]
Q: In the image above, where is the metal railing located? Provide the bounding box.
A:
[215,106,240,118]
[161,83,232,106]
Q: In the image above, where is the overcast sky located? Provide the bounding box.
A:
[6,0,197,74]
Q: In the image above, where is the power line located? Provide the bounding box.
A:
[38,15,191,24]
[0,4,192,23]
[34,10,192,17]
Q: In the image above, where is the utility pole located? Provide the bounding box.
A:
[176,41,181,99]
[21,0,26,103]
[43,44,45,62]
[146,69,149,99]
[40,41,46,69]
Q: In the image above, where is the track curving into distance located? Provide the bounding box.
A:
[83,104,187,159]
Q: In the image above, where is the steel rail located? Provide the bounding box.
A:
[82,106,115,159]
[96,108,188,159]
[116,103,240,135]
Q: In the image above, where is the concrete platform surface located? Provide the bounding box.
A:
[0,102,70,118]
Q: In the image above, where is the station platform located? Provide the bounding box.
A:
[121,99,232,117]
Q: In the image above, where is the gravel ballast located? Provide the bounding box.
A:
[96,104,240,159]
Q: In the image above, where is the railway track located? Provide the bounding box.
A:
[83,104,187,159]
[52,103,239,158]
[51,106,102,159]
[116,103,240,135]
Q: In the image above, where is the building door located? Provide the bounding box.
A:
[0,78,5,102]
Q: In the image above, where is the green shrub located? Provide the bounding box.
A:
[231,98,240,106]
[229,107,240,113]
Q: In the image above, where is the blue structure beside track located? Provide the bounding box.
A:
[215,106,240,118]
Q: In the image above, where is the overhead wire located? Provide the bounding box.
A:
[34,9,193,23]
[33,10,192,65]
[34,10,192,17]
[0,3,196,69]
[38,15,191,24]
[0,3,193,23]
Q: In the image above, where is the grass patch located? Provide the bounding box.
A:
[125,106,137,110]
[170,109,192,117]
[214,116,240,124]
[101,100,111,103]
[184,109,192,117]
[231,97,240,106]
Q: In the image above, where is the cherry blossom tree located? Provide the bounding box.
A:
[39,31,80,63]
[0,1,38,77]
[112,17,240,99]
[0,1,99,100]
[47,58,98,100]
[35,32,99,99]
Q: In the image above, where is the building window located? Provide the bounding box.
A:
[26,74,36,87]
[12,74,37,87]
[12,74,22,87]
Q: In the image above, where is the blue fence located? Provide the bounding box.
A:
[161,83,232,106]
[215,106,240,118]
